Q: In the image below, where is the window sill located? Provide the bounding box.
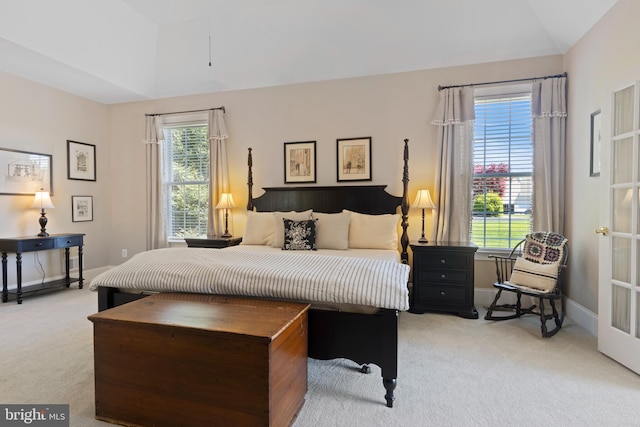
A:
[475,247,513,261]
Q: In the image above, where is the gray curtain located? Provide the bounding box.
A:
[207,109,230,238]
[430,87,475,242]
[144,115,168,250]
[532,76,567,234]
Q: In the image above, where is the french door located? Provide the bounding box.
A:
[598,81,640,374]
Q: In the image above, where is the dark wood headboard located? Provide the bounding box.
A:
[246,139,410,263]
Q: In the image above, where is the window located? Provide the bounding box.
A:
[163,119,209,239]
[471,88,533,249]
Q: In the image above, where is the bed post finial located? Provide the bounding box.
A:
[400,139,409,264]
[247,148,254,211]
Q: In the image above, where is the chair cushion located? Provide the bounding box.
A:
[508,257,559,292]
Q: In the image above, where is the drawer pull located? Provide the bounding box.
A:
[440,259,446,264]
[440,274,446,279]
[67,241,72,244]
[440,291,446,296]
[36,243,43,247]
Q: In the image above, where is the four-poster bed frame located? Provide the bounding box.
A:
[96,138,411,407]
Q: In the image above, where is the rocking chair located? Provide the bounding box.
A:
[484,231,569,338]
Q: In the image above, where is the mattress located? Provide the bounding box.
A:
[89,245,410,311]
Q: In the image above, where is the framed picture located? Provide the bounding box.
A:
[284,141,316,184]
[67,140,96,181]
[590,110,601,177]
[71,195,93,222]
[0,147,52,195]
[337,137,372,182]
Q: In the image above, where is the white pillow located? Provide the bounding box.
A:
[312,211,351,250]
[508,257,559,292]
[344,210,400,250]
[272,210,313,248]
[241,211,275,246]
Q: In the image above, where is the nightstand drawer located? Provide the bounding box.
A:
[418,285,469,305]
[417,270,469,284]
[20,239,55,252]
[418,254,471,270]
[55,235,83,248]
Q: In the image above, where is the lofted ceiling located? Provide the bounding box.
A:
[0,0,618,104]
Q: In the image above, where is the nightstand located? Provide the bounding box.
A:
[409,241,478,319]
[184,237,242,249]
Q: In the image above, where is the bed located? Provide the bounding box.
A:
[92,139,411,407]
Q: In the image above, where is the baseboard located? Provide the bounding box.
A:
[475,288,598,337]
[83,266,113,282]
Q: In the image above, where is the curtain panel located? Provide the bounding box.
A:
[532,76,567,235]
[430,87,475,242]
[207,109,230,238]
[144,115,168,250]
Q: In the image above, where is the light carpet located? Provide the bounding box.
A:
[1,288,639,427]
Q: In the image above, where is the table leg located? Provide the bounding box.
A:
[64,248,70,287]
[78,245,84,289]
[2,252,7,303]
[16,252,22,304]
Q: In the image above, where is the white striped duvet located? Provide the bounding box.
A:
[89,246,410,311]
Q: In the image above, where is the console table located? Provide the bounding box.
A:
[1,233,85,304]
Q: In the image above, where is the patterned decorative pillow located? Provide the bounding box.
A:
[523,232,568,265]
[282,219,317,250]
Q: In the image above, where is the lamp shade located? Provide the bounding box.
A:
[412,189,435,210]
[215,193,236,210]
[31,190,55,209]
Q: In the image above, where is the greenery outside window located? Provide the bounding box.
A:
[471,89,533,249]
[163,120,209,239]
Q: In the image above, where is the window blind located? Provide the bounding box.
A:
[164,123,210,238]
[471,93,533,249]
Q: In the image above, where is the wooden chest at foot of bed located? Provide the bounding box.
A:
[88,293,309,427]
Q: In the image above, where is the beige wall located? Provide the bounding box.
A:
[564,0,640,314]
[0,71,109,285]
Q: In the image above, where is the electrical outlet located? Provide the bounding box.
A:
[122,249,128,258]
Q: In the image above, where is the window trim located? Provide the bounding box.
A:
[470,85,534,250]
[162,114,210,240]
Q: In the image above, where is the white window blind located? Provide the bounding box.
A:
[163,122,209,238]
[471,92,533,249]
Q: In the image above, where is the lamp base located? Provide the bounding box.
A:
[38,211,49,237]
[220,232,232,238]
[418,236,428,244]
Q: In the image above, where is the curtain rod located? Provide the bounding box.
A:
[145,106,225,117]
[438,72,567,91]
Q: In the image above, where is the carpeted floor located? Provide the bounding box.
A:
[1,288,639,426]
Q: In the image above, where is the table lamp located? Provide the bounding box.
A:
[32,188,55,237]
[412,189,436,243]
[215,193,236,238]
